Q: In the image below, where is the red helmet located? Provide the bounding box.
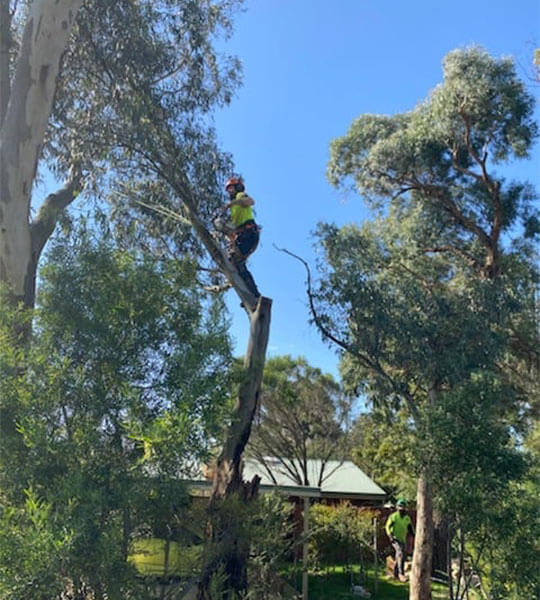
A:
[225,176,245,192]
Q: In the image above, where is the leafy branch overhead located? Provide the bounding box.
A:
[1,0,247,307]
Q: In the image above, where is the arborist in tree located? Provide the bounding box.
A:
[224,175,260,297]
[385,498,415,583]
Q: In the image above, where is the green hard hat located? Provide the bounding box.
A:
[396,498,407,507]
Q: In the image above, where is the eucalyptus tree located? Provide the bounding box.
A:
[313,215,521,597]
[2,2,272,596]
[247,355,353,487]
[317,47,538,600]
[0,0,241,309]
[0,0,83,309]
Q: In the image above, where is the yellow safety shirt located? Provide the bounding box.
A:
[230,192,255,227]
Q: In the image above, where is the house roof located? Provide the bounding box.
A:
[242,457,386,501]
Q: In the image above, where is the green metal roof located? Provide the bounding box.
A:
[243,457,386,500]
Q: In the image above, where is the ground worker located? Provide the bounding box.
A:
[224,176,260,297]
[385,498,415,582]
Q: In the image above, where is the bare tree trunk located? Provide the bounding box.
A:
[198,296,272,599]
[410,472,434,600]
[0,0,82,308]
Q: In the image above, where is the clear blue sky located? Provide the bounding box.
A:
[214,0,540,379]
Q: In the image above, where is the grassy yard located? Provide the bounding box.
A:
[285,565,449,600]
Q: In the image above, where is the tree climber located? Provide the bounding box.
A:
[224,176,260,297]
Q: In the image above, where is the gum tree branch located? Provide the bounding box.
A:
[274,244,420,421]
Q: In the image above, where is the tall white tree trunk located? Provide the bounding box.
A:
[0,0,82,306]
[0,0,11,125]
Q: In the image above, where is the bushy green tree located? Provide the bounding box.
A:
[318,47,538,600]
[483,479,540,599]
[245,493,297,599]
[314,214,524,595]
[309,502,374,568]
[0,223,233,599]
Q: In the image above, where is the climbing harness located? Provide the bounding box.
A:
[232,220,260,260]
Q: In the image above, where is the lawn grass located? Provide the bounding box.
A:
[285,565,449,600]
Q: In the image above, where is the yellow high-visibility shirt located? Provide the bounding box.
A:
[385,511,412,543]
[230,192,254,227]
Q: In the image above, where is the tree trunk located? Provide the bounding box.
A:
[410,472,434,600]
[0,0,82,307]
[432,509,449,578]
[198,296,272,599]
[158,168,273,598]
[0,0,11,126]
